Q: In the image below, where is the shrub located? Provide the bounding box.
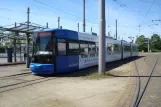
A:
[151,48,161,52]
[0,45,5,53]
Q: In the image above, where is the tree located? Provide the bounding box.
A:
[136,34,161,52]
[0,30,4,45]
[150,34,161,50]
[135,35,148,51]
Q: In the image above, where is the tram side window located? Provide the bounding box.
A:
[128,46,131,52]
[133,46,138,52]
[124,45,130,52]
[114,44,120,54]
[53,38,55,55]
[69,41,79,55]
[124,46,127,52]
[80,42,88,58]
[107,43,113,55]
[89,43,96,57]
[132,46,135,51]
[96,43,99,56]
[136,46,138,52]
[57,39,66,55]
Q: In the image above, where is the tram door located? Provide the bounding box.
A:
[121,41,123,59]
[52,32,57,73]
[130,43,132,57]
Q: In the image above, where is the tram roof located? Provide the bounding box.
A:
[33,28,75,32]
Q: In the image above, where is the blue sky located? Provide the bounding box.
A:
[0,0,161,42]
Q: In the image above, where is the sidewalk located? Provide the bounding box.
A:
[0,61,25,66]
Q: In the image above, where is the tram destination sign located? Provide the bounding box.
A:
[36,32,51,36]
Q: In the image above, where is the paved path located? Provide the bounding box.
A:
[2,53,161,107]
[118,52,161,107]
[0,57,24,63]
[0,53,24,63]
[0,59,132,107]
[135,53,161,107]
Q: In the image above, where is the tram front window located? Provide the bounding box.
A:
[32,35,55,64]
[34,36,53,55]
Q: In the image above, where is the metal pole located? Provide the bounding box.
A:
[14,23,17,62]
[116,19,117,40]
[77,23,79,32]
[26,7,30,68]
[46,22,48,28]
[15,22,17,27]
[20,44,21,61]
[58,17,60,28]
[83,0,85,32]
[139,25,140,35]
[108,7,110,29]
[118,36,120,40]
[91,27,92,33]
[13,35,16,62]
[26,33,30,68]
[98,0,106,74]
[148,38,150,52]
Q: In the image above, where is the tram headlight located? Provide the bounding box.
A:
[47,58,50,62]
[31,57,35,61]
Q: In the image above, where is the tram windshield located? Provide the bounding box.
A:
[33,35,53,55]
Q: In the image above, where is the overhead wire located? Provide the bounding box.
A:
[1,0,160,36]
[0,7,88,29]
[32,0,97,24]
[139,0,161,5]
[113,0,141,39]
[0,0,105,31]
[139,0,156,26]
[0,16,11,20]
[113,0,159,36]
[88,0,117,32]
[0,7,28,23]
[113,0,144,18]
[0,7,82,24]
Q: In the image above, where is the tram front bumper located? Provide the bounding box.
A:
[30,63,54,75]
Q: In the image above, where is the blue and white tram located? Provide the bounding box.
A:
[122,40,131,59]
[30,29,138,75]
[106,38,122,62]
[131,43,139,56]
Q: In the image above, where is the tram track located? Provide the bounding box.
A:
[0,72,32,80]
[0,76,47,89]
[0,73,57,93]
[131,59,141,107]
[132,55,159,107]
[143,55,158,68]
[0,77,57,93]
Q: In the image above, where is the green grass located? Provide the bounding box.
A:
[82,71,115,79]
[151,49,161,52]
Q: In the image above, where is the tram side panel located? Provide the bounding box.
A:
[122,41,131,59]
[56,30,80,73]
[56,55,79,73]
[131,44,139,57]
[78,32,98,69]
[105,39,122,62]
